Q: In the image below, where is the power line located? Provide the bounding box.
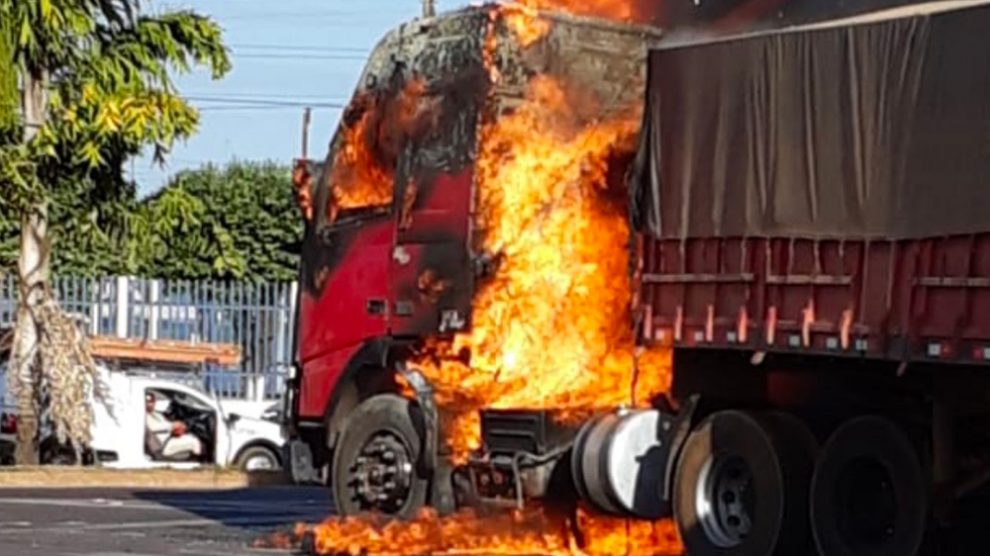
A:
[186,94,346,106]
[196,105,344,112]
[230,43,369,54]
[185,95,345,106]
[218,11,373,21]
[182,90,351,101]
[233,53,366,61]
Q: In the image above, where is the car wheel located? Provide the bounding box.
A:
[236,445,281,472]
[40,437,78,466]
[331,394,429,519]
[673,410,815,556]
[810,416,927,556]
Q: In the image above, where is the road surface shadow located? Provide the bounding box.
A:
[133,486,331,534]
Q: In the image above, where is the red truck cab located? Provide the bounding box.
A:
[283,5,661,518]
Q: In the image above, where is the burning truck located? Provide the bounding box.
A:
[284,2,990,555]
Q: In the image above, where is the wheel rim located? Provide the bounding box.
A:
[245,454,275,471]
[346,431,415,514]
[696,454,756,548]
[835,457,897,548]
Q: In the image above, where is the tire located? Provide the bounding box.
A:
[40,437,78,466]
[762,411,819,554]
[673,410,815,556]
[331,394,429,519]
[236,445,281,472]
[44,450,76,466]
[810,416,927,556]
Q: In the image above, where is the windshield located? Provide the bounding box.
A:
[317,77,432,226]
[318,96,395,225]
[154,389,212,413]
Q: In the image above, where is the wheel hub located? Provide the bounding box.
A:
[348,432,414,513]
[245,455,275,471]
[696,455,755,548]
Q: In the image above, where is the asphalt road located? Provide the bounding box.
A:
[0,486,330,556]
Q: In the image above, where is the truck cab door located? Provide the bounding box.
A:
[298,207,394,361]
[206,395,230,466]
[390,167,475,337]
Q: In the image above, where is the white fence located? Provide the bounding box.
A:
[0,276,298,403]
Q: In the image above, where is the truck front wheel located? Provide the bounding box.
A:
[673,410,815,556]
[810,416,926,556]
[331,394,429,519]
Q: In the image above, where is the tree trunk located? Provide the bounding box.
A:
[11,69,49,465]
[12,206,48,465]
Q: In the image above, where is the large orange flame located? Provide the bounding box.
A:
[278,6,679,556]
[503,4,552,47]
[412,69,671,456]
[510,0,637,21]
[329,80,434,217]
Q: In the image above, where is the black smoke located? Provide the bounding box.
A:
[636,0,943,30]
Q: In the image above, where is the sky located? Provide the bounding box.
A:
[136,0,461,196]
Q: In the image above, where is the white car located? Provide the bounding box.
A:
[84,368,285,471]
[0,408,14,465]
[0,365,282,471]
[0,370,16,465]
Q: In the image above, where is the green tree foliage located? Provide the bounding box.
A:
[0,17,16,132]
[136,162,302,282]
[1,0,231,207]
[0,162,302,281]
[0,0,230,463]
[0,171,136,276]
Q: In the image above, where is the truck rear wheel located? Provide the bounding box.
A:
[810,416,926,556]
[673,410,815,556]
[331,394,429,519]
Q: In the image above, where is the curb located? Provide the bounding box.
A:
[0,467,291,489]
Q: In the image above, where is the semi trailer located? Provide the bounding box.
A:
[285,2,990,555]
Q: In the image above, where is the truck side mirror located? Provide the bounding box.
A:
[226,413,241,426]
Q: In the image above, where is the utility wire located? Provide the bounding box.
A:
[233,53,366,61]
[196,105,345,112]
[229,43,369,53]
[219,11,375,21]
[184,95,347,108]
[182,91,350,101]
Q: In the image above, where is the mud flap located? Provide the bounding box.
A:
[397,362,456,516]
[660,394,700,508]
[286,439,321,484]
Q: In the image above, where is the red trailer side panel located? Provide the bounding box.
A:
[632,2,990,366]
[639,234,990,366]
